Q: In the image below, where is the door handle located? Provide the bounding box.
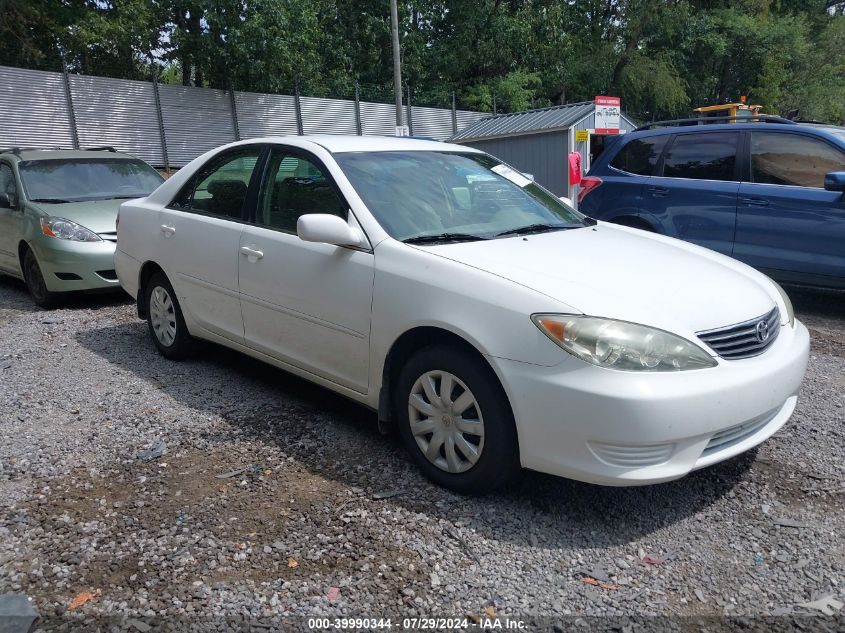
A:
[240,246,264,260]
[647,186,669,196]
[740,197,770,207]
[160,224,176,236]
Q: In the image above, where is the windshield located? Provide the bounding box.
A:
[333,151,585,241]
[19,158,164,202]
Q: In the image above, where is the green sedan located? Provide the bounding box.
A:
[0,148,164,307]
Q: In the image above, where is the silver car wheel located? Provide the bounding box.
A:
[408,370,485,474]
[149,285,177,347]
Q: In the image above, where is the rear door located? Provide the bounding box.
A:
[734,130,845,284]
[238,145,375,393]
[158,145,264,343]
[644,131,741,255]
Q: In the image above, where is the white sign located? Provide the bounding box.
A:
[395,125,410,137]
[594,95,621,134]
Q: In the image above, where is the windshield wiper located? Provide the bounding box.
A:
[495,223,579,237]
[402,232,489,245]
[30,198,72,204]
[103,194,146,200]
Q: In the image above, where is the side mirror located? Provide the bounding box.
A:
[0,192,14,209]
[297,214,365,248]
[824,171,845,192]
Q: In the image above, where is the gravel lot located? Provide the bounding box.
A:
[0,276,843,630]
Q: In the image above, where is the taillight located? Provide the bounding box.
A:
[578,176,603,203]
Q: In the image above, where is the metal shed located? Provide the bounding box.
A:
[451,101,637,202]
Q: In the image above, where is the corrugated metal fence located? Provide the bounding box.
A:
[0,65,486,168]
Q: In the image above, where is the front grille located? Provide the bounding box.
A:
[696,307,780,360]
[98,231,117,242]
[702,407,779,456]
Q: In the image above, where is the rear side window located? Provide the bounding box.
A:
[171,147,261,220]
[610,136,668,175]
[751,132,845,188]
[662,132,739,181]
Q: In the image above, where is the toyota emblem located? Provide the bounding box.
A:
[755,319,770,343]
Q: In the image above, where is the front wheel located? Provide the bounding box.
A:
[23,248,62,309]
[144,272,197,360]
[394,345,520,494]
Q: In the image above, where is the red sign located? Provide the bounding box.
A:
[594,95,621,134]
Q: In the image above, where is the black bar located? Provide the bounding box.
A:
[61,60,79,149]
[152,78,170,173]
[294,85,304,135]
[635,115,796,131]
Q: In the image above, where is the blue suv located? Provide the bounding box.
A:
[581,118,845,289]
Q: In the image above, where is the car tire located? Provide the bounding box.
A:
[144,272,197,360]
[394,345,520,494]
[22,248,62,309]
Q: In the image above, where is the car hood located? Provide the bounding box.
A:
[31,199,124,234]
[421,223,778,334]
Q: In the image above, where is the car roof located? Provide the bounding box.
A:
[627,121,845,143]
[0,148,143,162]
[233,134,483,154]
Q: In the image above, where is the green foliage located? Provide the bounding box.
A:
[1,0,843,123]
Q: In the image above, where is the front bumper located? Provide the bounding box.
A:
[490,320,810,486]
[30,237,120,293]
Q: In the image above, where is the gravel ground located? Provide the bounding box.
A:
[0,276,843,630]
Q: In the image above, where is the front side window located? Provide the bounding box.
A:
[256,150,347,232]
[171,147,261,220]
[333,151,585,242]
[751,132,845,188]
[18,158,164,203]
[610,136,669,175]
[662,132,739,181]
[0,163,16,199]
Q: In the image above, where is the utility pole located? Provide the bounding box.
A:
[390,0,404,132]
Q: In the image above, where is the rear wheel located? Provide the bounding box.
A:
[144,272,196,360]
[394,345,520,494]
[22,248,62,309]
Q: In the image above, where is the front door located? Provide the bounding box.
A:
[238,147,375,393]
[0,162,22,274]
[734,130,845,284]
[645,131,741,255]
[158,145,264,343]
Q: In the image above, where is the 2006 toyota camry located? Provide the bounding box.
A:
[115,136,809,494]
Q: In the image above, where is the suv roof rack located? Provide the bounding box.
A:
[634,115,796,132]
[0,146,64,154]
[84,146,117,152]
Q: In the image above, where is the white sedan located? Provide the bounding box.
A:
[115,136,809,493]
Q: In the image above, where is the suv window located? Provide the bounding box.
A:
[751,132,845,188]
[662,132,739,181]
[610,136,668,175]
[172,147,261,220]
[256,150,346,233]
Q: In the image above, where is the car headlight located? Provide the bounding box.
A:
[771,280,795,328]
[40,217,102,242]
[532,314,717,371]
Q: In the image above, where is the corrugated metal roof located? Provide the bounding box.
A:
[450,101,596,141]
